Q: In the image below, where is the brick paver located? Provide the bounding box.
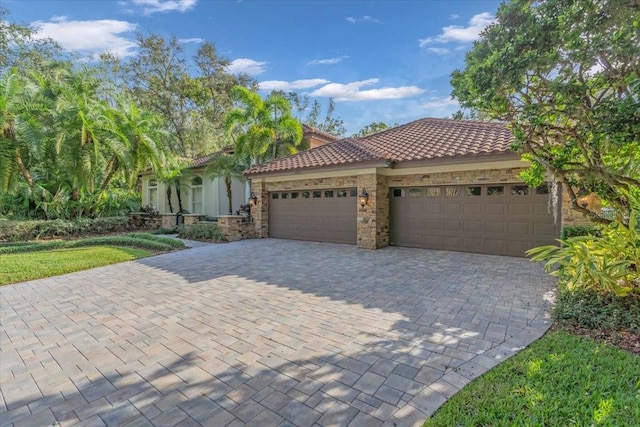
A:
[0,239,555,426]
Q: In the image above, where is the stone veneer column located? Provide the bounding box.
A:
[357,173,388,249]
[250,180,268,238]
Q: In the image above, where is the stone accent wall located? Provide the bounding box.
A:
[182,214,202,225]
[250,180,268,238]
[356,174,389,249]
[560,188,597,227]
[217,215,257,242]
[161,213,177,229]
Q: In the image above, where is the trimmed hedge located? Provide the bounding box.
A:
[126,233,185,249]
[560,225,601,239]
[177,223,226,242]
[0,217,134,241]
[0,235,184,255]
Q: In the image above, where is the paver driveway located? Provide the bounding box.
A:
[0,239,555,427]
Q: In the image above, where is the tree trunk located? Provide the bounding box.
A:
[166,185,174,213]
[15,148,34,189]
[176,184,184,212]
[225,176,232,215]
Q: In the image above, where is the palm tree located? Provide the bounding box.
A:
[224,86,303,164]
[206,153,246,215]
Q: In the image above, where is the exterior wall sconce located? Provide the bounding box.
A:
[249,192,258,206]
[359,189,369,207]
[576,187,589,208]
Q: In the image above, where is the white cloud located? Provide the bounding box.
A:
[308,55,349,65]
[179,37,204,44]
[420,96,460,116]
[419,12,495,47]
[227,58,268,75]
[31,17,138,58]
[426,47,451,56]
[346,15,381,24]
[450,14,460,19]
[259,79,330,91]
[309,78,424,102]
[129,0,197,15]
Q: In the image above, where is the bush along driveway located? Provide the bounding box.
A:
[0,239,555,426]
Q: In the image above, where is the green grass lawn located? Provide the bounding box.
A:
[424,330,640,426]
[0,246,152,285]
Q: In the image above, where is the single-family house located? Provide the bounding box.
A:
[139,126,340,221]
[245,117,587,257]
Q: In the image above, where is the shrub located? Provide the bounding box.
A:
[126,233,185,248]
[561,225,601,239]
[177,223,226,242]
[0,235,177,254]
[0,217,134,241]
[528,214,639,296]
[553,285,640,333]
[151,227,178,235]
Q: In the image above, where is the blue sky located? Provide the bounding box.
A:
[5,0,501,134]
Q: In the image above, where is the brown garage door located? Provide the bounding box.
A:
[269,188,357,245]
[390,184,561,257]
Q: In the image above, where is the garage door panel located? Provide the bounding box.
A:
[390,184,561,257]
[270,188,356,245]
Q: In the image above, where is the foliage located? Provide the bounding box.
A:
[177,223,226,242]
[352,121,394,138]
[206,153,246,215]
[151,227,178,235]
[0,246,152,285]
[121,33,254,157]
[451,0,640,225]
[125,232,185,248]
[528,214,640,296]
[553,286,640,333]
[283,92,346,137]
[424,330,640,426]
[225,87,303,164]
[561,225,601,239]
[0,216,133,241]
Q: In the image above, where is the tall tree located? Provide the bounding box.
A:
[283,92,346,137]
[352,121,393,138]
[451,0,640,225]
[225,87,303,164]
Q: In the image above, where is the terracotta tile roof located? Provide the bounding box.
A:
[302,124,341,143]
[246,118,514,176]
[188,146,235,169]
[245,138,385,175]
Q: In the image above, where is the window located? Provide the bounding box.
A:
[302,191,310,198]
[488,186,504,196]
[511,185,529,195]
[445,187,460,197]
[392,188,405,197]
[291,192,299,199]
[148,179,158,210]
[536,185,550,195]
[313,191,322,198]
[408,188,423,197]
[324,190,334,198]
[272,193,279,199]
[350,189,357,197]
[191,176,203,214]
[466,186,482,196]
[426,187,440,197]
[281,192,288,199]
[337,190,348,198]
